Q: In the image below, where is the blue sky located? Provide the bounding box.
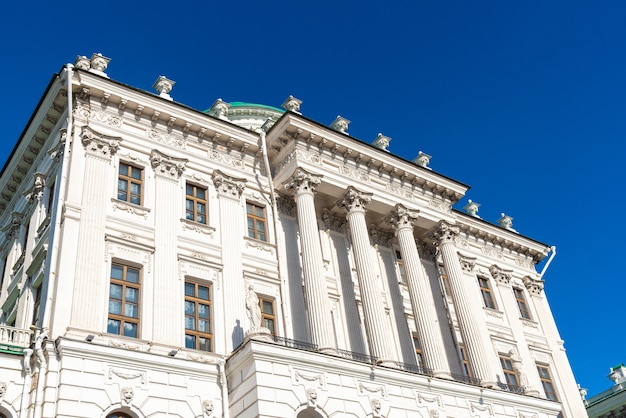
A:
[2,0,624,396]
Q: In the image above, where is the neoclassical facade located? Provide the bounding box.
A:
[0,54,587,417]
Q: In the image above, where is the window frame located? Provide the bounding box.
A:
[537,364,559,401]
[478,276,497,310]
[500,355,520,387]
[32,284,42,326]
[513,287,531,320]
[184,280,213,352]
[395,249,407,284]
[438,263,452,296]
[459,344,473,378]
[108,262,141,338]
[246,202,267,242]
[412,334,424,367]
[118,162,144,206]
[259,296,276,334]
[185,183,208,224]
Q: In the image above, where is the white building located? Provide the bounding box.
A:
[0,54,587,418]
[585,364,626,418]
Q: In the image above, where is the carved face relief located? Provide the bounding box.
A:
[121,387,134,404]
[202,399,214,416]
[306,387,318,405]
[0,382,7,399]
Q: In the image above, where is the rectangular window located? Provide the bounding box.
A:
[118,163,143,205]
[438,264,452,296]
[514,288,531,319]
[246,202,267,241]
[32,285,41,326]
[184,281,212,352]
[108,263,141,338]
[259,296,276,334]
[22,222,30,256]
[47,181,55,215]
[395,250,407,283]
[537,365,558,401]
[185,184,208,224]
[478,277,497,309]
[500,356,520,386]
[412,334,424,367]
[459,345,473,378]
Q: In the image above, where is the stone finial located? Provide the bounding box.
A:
[74,55,91,70]
[497,213,517,233]
[89,53,111,77]
[210,99,230,120]
[412,151,432,169]
[463,199,480,218]
[578,384,588,402]
[609,364,626,385]
[371,133,391,152]
[153,76,175,101]
[330,116,350,134]
[281,95,302,113]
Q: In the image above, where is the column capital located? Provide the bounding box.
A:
[150,149,188,179]
[1,212,23,240]
[490,264,512,286]
[283,168,322,197]
[458,253,476,273]
[81,126,121,159]
[388,204,418,233]
[337,186,372,214]
[523,276,544,295]
[23,173,46,203]
[433,221,459,245]
[212,170,246,199]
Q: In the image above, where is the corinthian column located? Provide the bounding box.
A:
[337,187,394,362]
[284,168,334,351]
[388,205,449,378]
[433,222,497,387]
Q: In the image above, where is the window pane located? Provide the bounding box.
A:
[125,303,138,318]
[198,214,206,224]
[185,334,196,349]
[125,287,139,302]
[264,318,275,333]
[246,204,253,214]
[198,304,210,319]
[196,189,206,200]
[255,207,264,217]
[199,319,211,333]
[185,283,195,297]
[130,167,141,179]
[126,268,140,283]
[119,164,128,175]
[108,319,120,334]
[130,183,141,195]
[111,265,123,280]
[185,301,195,315]
[109,300,122,315]
[258,232,266,241]
[124,322,138,338]
[198,286,210,300]
[185,199,194,211]
[197,203,206,215]
[199,337,211,351]
[262,300,273,314]
[186,184,193,195]
[118,179,128,192]
[185,316,196,330]
[110,283,123,299]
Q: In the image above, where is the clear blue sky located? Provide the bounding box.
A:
[2,0,623,396]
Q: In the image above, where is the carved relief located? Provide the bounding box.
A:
[276,194,297,217]
[467,400,494,417]
[147,128,185,148]
[433,221,459,246]
[523,276,544,295]
[150,149,188,179]
[212,170,245,198]
[108,368,146,384]
[180,219,216,237]
[284,168,322,196]
[490,265,512,286]
[306,387,318,407]
[111,199,150,219]
[202,399,214,417]
[0,382,6,399]
[416,392,444,418]
[244,237,275,255]
[370,225,393,248]
[322,208,345,232]
[357,381,387,399]
[458,254,476,273]
[208,148,245,170]
[388,204,418,232]
[371,398,382,418]
[121,386,134,404]
[81,126,121,158]
[337,186,372,214]
[341,164,370,183]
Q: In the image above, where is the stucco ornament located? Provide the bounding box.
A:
[413,151,432,169]
[210,99,231,120]
[121,386,134,404]
[74,55,91,70]
[371,398,382,417]
[330,116,350,134]
[306,387,318,406]
[281,95,303,113]
[371,133,391,151]
[0,382,7,399]
[202,399,214,416]
[90,53,111,73]
[463,199,481,218]
[153,76,175,100]
[497,213,517,233]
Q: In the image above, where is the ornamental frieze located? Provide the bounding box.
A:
[147,128,185,148]
[208,148,245,170]
[341,164,370,183]
[81,126,121,158]
[150,149,188,179]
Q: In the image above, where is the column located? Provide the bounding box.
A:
[71,126,121,331]
[213,170,246,352]
[151,149,188,344]
[433,221,498,387]
[388,204,449,378]
[283,168,334,351]
[337,186,394,362]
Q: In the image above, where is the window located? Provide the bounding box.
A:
[412,334,424,367]
[459,345,473,378]
[438,264,452,296]
[107,413,133,418]
[478,277,497,309]
[500,355,520,386]
[47,181,55,215]
[259,296,275,334]
[537,365,558,401]
[184,281,212,351]
[21,222,30,256]
[185,184,208,224]
[246,202,267,241]
[108,263,141,338]
[514,288,531,319]
[118,163,143,205]
[395,250,407,283]
[32,284,41,326]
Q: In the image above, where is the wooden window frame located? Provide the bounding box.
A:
[412,334,424,367]
[500,355,520,386]
[108,263,141,338]
[395,250,407,284]
[537,364,559,401]
[438,264,452,296]
[32,284,41,326]
[459,344,473,378]
[478,277,497,310]
[246,202,267,242]
[184,281,213,352]
[185,183,208,224]
[118,162,143,205]
[259,296,276,335]
[514,287,531,319]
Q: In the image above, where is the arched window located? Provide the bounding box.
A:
[107,413,133,418]
[296,409,323,418]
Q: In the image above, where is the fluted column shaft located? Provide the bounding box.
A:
[435,222,496,386]
[338,187,394,361]
[284,169,334,349]
[390,205,449,377]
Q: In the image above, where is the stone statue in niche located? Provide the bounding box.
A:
[246,284,262,330]
[509,349,529,388]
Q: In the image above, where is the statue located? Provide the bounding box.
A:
[246,284,262,330]
[509,349,529,388]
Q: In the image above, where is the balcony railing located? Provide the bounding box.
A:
[450,373,482,386]
[393,361,434,377]
[498,382,525,394]
[0,325,33,350]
